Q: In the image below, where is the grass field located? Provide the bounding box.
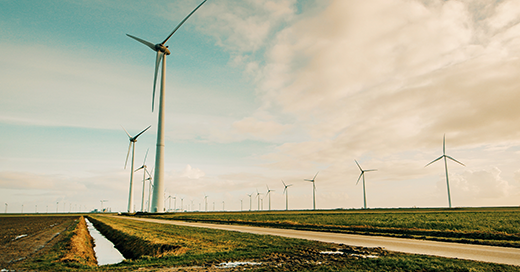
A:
[140,207,520,248]
[4,210,520,271]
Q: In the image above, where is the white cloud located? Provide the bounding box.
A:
[452,167,510,199]
[180,164,205,179]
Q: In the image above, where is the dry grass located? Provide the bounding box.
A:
[60,216,97,266]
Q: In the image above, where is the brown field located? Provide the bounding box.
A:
[0,215,77,269]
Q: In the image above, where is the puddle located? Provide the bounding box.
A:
[218,261,262,268]
[84,218,125,266]
[13,234,27,240]
[320,251,344,255]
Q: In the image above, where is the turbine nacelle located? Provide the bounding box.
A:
[155,44,171,55]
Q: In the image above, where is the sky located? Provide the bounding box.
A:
[1,0,520,213]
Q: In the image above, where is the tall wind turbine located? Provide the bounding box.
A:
[282,180,292,211]
[425,135,465,208]
[204,194,208,212]
[134,148,150,212]
[304,172,319,210]
[266,185,275,211]
[123,125,151,213]
[355,160,377,209]
[127,0,207,213]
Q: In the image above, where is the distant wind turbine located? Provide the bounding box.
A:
[256,189,262,211]
[425,135,465,208]
[123,125,151,213]
[282,180,292,211]
[266,185,275,211]
[355,160,377,209]
[134,148,150,212]
[127,0,207,213]
[247,193,253,211]
[204,194,208,212]
[304,172,319,210]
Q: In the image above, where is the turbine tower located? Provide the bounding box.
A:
[247,193,253,211]
[266,185,275,211]
[127,0,207,213]
[123,125,151,213]
[304,172,319,210]
[355,160,376,209]
[255,189,262,211]
[282,180,292,211]
[425,135,465,208]
[134,148,150,212]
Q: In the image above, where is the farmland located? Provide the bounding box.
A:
[140,207,520,248]
[2,210,520,271]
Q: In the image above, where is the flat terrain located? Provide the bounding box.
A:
[0,215,77,269]
[122,216,520,266]
[141,207,520,247]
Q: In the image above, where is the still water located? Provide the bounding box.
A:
[84,218,125,266]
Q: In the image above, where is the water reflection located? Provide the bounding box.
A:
[84,218,125,266]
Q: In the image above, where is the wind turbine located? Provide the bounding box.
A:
[304,172,319,210]
[256,189,262,211]
[266,185,275,211]
[127,0,207,213]
[282,180,292,211]
[247,193,253,211]
[355,160,377,209]
[146,167,154,212]
[204,194,208,212]
[123,125,151,213]
[134,148,150,212]
[425,135,465,208]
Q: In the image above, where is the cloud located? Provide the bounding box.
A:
[180,164,205,179]
[251,0,520,173]
[451,167,510,199]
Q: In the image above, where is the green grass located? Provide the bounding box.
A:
[140,207,520,247]
[14,214,520,271]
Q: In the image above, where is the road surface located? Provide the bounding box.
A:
[116,216,520,266]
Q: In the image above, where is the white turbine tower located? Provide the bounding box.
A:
[425,135,465,208]
[282,180,292,211]
[123,125,151,213]
[304,172,319,210]
[134,148,150,212]
[355,160,377,209]
[266,185,275,211]
[247,193,253,211]
[127,0,207,213]
[256,189,262,211]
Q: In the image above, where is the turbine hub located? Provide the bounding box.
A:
[155,44,171,55]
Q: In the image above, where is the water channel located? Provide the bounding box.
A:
[84,218,125,266]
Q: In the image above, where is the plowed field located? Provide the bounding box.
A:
[0,215,77,269]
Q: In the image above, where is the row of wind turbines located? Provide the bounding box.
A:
[119,0,464,212]
[121,0,208,213]
[243,135,463,211]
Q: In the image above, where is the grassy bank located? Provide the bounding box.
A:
[60,216,97,266]
[88,215,520,271]
[140,207,520,248]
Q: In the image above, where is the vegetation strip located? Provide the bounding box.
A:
[140,207,520,248]
[60,216,97,266]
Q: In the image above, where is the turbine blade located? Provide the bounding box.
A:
[282,180,286,187]
[356,173,363,185]
[313,171,319,180]
[124,142,132,169]
[121,126,131,138]
[126,34,156,51]
[143,148,149,164]
[283,187,287,194]
[134,165,144,172]
[152,52,164,112]
[365,169,377,172]
[134,125,151,140]
[161,0,207,45]
[425,156,443,167]
[288,184,293,187]
[355,160,363,171]
[446,155,465,166]
[443,134,446,155]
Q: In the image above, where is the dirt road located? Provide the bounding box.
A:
[118,216,520,266]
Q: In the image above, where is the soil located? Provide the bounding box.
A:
[0,215,77,270]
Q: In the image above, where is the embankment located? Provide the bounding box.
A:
[87,216,181,259]
[60,216,97,266]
